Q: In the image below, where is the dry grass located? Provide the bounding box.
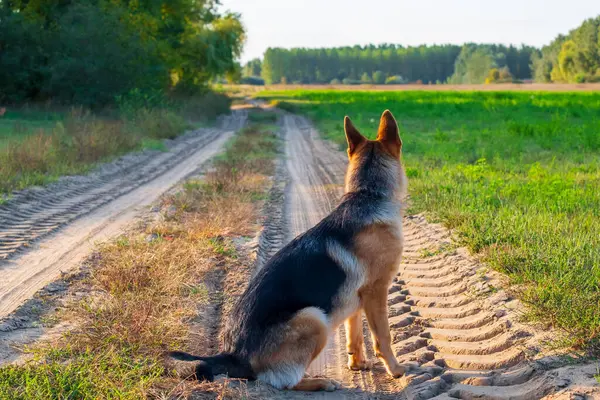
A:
[0,108,186,194]
[0,92,232,196]
[0,124,279,399]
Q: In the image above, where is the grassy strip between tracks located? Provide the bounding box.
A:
[0,93,231,196]
[259,89,600,353]
[0,118,278,399]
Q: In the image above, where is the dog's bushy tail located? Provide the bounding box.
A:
[168,351,254,381]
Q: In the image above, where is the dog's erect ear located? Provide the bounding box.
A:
[344,116,366,156]
[376,110,402,157]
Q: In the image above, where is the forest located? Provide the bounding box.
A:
[254,44,534,85]
[244,15,600,85]
[0,0,245,106]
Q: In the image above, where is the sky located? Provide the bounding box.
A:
[218,0,600,64]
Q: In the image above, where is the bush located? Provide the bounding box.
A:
[175,92,232,122]
[587,74,600,83]
[372,71,386,84]
[272,101,298,113]
[385,75,408,84]
[342,78,361,85]
[116,89,172,117]
[485,68,501,84]
[574,73,587,83]
[240,76,265,85]
[247,109,278,123]
[486,67,514,84]
[330,79,341,85]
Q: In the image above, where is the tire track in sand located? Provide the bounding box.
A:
[0,114,243,262]
[266,113,599,399]
[0,112,247,320]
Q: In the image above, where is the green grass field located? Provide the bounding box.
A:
[0,109,64,147]
[258,90,600,351]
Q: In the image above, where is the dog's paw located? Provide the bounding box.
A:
[324,379,343,392]
[348,357,372,371]
[387,363,407,378]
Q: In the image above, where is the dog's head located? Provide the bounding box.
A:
[343,110,406,198]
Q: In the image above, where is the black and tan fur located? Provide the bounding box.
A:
[169,110,407,391]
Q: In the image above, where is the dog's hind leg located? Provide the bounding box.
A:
[345,310,371,371]
[254,307,339,391]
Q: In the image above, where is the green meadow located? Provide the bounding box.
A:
[0,109,63,147]
[258,90,600,351]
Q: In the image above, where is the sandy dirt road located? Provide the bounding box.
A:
[0,112,246,321]
[252,113,599,399]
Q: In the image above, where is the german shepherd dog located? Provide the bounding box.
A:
[170,110,407,391]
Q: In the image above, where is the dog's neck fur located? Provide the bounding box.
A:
[344,146,404,202]
[340,146,406,229]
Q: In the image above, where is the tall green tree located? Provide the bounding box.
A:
[532,16,600,83]
[243,58,262,77]
[0,0,245,105]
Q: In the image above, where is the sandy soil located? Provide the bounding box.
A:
[239,113,600,399]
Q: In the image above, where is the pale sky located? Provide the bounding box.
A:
[219,0,600,63]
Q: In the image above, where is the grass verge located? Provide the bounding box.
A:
[0,124,278,399]
[0,93,231,195]
[258,89,600,352]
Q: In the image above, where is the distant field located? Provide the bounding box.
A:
[257,89,600,350]
[223,83,600,93]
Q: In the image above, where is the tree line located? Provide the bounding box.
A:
[0,0,245,106]
[260,45,462,85]
[247,44,534,85]
[244,15,600,85]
